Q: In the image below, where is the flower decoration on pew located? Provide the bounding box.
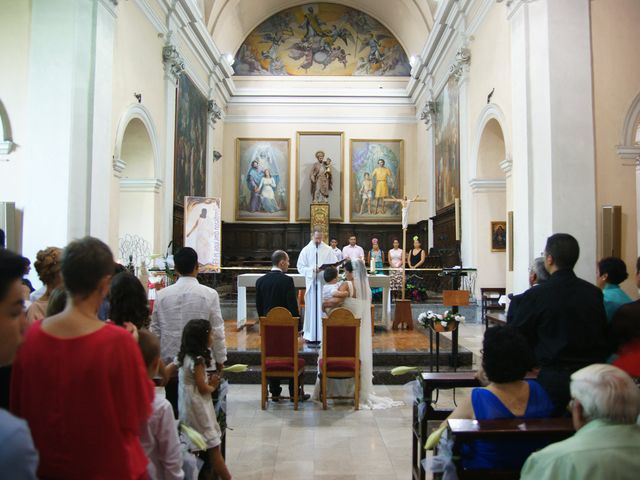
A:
[222,364,249,373]
[390,366,420,376]
[417,310,465,332]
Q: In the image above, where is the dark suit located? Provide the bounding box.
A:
[256,269,300,397]
[510,269,612,413]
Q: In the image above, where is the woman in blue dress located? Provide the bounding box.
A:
[432,326,555,472]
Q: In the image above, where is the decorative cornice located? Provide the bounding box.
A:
[449,47,471,81]
[0,141,15,155]
[112,157,126,177]
[469,178,506,193]
[208,99,222,126]
[419,100,437,129]
[499,157,513,176]
[119,178,163,193]
[616,145,640,160]
[162,44,185,79]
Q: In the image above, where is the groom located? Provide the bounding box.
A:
[256,250,309,402]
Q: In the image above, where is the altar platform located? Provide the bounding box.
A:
[222,318,475,385]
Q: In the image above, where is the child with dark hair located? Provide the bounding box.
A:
[138,330,184,480]
[322,266,349,316]
[171,319,231,480]
[109,272,150,329]
[45,287,67,317]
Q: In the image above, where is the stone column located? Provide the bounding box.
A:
[507,0,597,291]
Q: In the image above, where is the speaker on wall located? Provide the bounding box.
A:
[601,205,621,258]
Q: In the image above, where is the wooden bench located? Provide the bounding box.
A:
[445,417,575,479]
[486,311,507,326]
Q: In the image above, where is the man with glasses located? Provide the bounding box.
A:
[510,233,611,414]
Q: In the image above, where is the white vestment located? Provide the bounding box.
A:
[297,240,337,342]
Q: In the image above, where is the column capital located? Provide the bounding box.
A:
[419,100,437,130]
[162,44,185,80]
[112,157,126,177]
[499,157,513,177]
[208,99,223,127]
[449,47,471,82]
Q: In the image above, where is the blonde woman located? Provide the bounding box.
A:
[26,247,63,325]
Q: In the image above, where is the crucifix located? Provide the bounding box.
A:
[384,195,427,329]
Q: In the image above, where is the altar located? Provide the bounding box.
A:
[236,273,391,330]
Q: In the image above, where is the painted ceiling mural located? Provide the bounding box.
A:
[233,2,411,76]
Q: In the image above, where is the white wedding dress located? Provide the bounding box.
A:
[313,260,403,410]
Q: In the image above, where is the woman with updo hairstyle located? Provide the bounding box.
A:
[10,237,153,479]
[26,246,62,325]
[596,256,632,321]
[109,272,150,330]
[433,326,555,471]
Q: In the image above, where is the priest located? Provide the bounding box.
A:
[297,228,337,343]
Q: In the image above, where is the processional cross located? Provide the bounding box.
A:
[384,195,427,301]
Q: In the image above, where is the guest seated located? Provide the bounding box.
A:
[521,364,640,479]
[434,326,555,471]
[596,256,632,321]
[10,237,154,479]
[507,256,548,322]
[25,247,62,325]
[610,301,640,377]
[138,329,184,480]
[0,249,38,478]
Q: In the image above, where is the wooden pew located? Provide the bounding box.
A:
[445,417,575,479]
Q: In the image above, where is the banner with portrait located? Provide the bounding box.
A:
[184,197,221,272]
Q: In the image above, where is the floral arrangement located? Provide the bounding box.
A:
[417,310,465,330]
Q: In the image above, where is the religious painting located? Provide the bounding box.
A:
[434,76,460,213]
[184,197,221,272]
[350,139,403,223]
[174,74,208,205]
[233,3,411,77]
[296,132,343,221]
[236,138,290,221]
[491,221,507,252]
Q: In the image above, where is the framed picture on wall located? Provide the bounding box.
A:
[434,75,461,213]
[350,139,404,223]
[295,131,344,221]
[491,221,507,252]
[184,196,221,272]
[174,74,208,205]
[235,138,290,221]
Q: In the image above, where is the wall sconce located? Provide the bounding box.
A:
[134,93,142,103]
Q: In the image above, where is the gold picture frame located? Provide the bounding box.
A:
[295,131,344,221]
[349,139,404,223]
[235,138,291,222]
[491,221,507,252]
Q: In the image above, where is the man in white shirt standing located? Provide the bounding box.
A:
[342,234,365,261]
[297,229,337,344]
[150,247,226,371]
[329,239,343,262]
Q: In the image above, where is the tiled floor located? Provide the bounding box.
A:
[223,322,485,479]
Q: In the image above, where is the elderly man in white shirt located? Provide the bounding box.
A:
[342,234,365,261]
[150,247,226,372]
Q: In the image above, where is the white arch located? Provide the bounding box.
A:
[616,90,640,158]
[469,103,511,181]
[113,104,161,178]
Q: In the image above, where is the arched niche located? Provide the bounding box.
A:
[0,99,15,155]
[113,105,163,254]
[469,105,509,293]
[617,91,640,253]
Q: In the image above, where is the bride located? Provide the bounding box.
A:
[313,259,403,409]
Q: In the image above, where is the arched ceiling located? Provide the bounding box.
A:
[206,0,434,58]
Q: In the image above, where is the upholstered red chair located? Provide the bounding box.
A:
[260,307,304,410]
[320,308,361,410]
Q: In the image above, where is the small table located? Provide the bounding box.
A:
[236,273,391,330]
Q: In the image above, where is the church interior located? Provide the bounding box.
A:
[1,0,640,479]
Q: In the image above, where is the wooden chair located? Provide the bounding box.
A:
[320,308,361,410]
[259,307,304,410]
[480,287,506,327]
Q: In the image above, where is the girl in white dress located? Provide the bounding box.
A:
[174,319,231,480]
[314,259,403,409]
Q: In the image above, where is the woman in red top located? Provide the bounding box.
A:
[611,301,640,378]
[10,237,153,479]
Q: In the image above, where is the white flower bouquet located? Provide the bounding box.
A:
[417,310,465,331]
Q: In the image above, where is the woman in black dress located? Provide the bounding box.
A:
[407,236,427,301]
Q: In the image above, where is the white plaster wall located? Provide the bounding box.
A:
[474,190,507,289]
[591,0,640,298]
[118,191,157,255]
[220,119,423,225]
